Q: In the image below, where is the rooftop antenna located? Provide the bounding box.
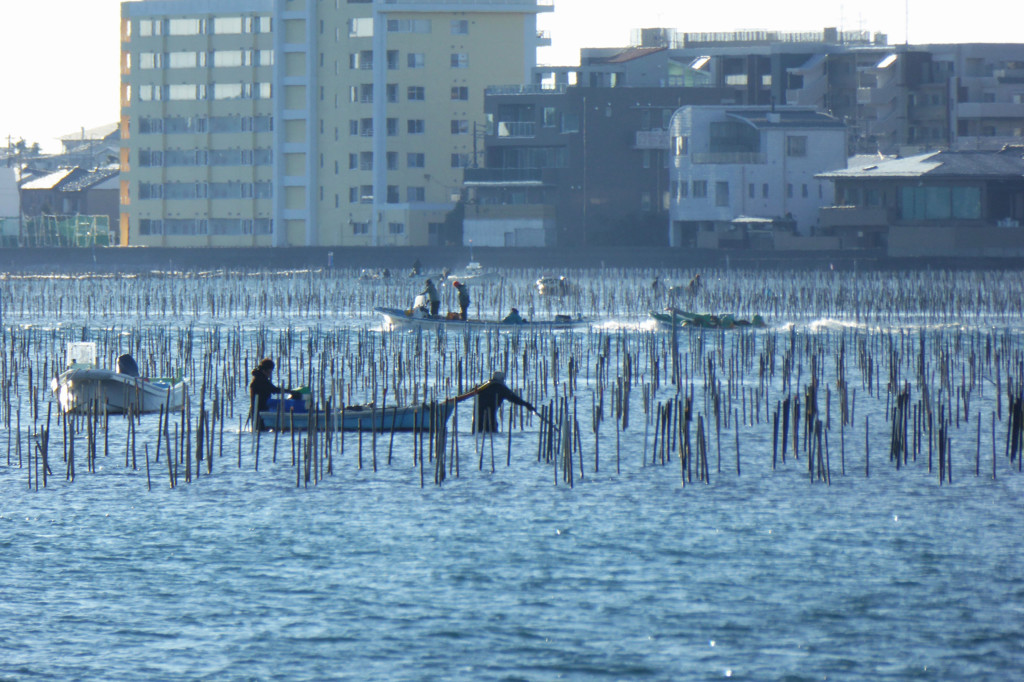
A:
[905,0,910,45]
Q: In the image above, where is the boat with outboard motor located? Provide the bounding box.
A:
[374,306,588,331]
[50,342,187,414]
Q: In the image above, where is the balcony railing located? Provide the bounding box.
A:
[496,121,535,138]
[464,168,545,184]
[691,152,766,165]
[486,84,566,96]
[634,129,669,149]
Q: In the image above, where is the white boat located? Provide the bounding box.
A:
[536,275,572,297]
[374,306,588,331]
[50,342,186,415]
[258,400,455,432]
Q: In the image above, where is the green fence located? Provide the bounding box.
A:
[15,215,114,247]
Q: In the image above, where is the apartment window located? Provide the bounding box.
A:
[407,53,425,68]
[542,107,557,127]
[386,118,398,136]
[408,119,425,134]
[359,84,373,103]
[386,84,398,102]
[349,17,372,37]
[692,180,707,198]
[451,119,469,135]
[386,152,398,170]
[359,151,373,170]
[138,53,162,70]
[138,20,162,37]
[748,183,755,199]
[642,150,651,169]
[387,186,400,203]
[451,153,471,168]
[762,183,769,198]
[451,20,469,35]
[407,152,425,168]
[407,86,425,101]
[802,184,809,198]
[641,192,652,211]
[386,50,399,69]
[451,86,469,101]
[168,18,205,35]
[450,53,468,68]
[407,187,425,202]
[561,113,580,133]
[212,16,239,34]
[353,222,369,234]
[388,222,405,234]
[349,120,359,136]
[388,19,431,33]
[786,136,807,157]
[360,118,373,136]
[787,184,794,198]
[715,181,730,207]
[359,185,373,203]
[679,180,688,198]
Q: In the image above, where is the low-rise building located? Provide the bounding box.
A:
[668,106,847,248]
[464,83,734,247]
[818,147,1024,256]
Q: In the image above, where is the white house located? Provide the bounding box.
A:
[668,106,847,248]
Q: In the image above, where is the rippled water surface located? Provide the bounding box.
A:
[1,269,1023,680]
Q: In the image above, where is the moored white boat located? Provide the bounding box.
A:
[50,342,186,414]
[258,400,454,432]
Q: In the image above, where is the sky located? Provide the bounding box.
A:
[1,0,1021,153]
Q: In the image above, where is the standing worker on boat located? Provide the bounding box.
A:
[454,371,535,433]
[421,278,440,317]
[453,280,470,320]
[249,358,295,413]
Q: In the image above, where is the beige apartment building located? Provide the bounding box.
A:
[120,0,550,247]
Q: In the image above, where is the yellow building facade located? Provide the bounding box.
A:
[121,0,550,247]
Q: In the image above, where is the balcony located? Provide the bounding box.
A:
[464,168,545,185]
[995,67,1024,83]
[496,121,536,138]
[956,102,1024,119]
[819,205,891,228]
[634,129,669,149]
[691,152,766,165]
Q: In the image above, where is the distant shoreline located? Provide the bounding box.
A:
[0,245,1019,274]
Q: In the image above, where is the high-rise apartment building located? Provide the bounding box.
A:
[120,0,550,247]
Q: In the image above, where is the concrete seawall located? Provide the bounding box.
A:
[0,245,1016,274]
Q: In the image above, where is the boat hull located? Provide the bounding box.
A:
[258,401,454,432]
[650,310,766,330]
[51,369,187,414]
[374,307,586,331]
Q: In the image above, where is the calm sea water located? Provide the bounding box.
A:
[1,272,1023,680]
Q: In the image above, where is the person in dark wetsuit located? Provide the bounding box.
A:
[249,357,290,412]
[453,280,470,320]
[454,371,535,433]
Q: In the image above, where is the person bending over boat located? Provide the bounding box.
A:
[249,358,297,412]
[501,307,526,324]
[453,280,470,320]
[454,371,535,433]
[421,278,440,317]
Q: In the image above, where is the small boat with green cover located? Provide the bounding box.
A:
[650,309,766,330]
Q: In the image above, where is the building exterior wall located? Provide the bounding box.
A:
[120,0,547,247]
[668,106,846,246]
